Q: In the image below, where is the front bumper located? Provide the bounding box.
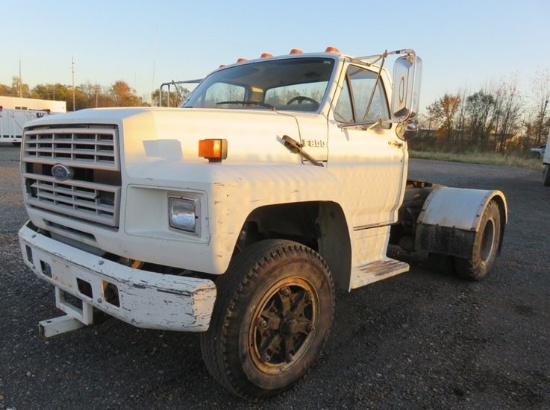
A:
[19,221,216,332]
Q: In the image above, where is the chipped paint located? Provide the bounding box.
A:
[19,223,216,333]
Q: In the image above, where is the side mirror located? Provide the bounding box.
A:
[391,53,422,122]
[395,121,418,141]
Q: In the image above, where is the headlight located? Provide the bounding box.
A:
[169,197,199,233]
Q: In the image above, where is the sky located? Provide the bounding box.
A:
[1,0,549,111]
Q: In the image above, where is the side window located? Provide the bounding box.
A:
[334,79,353,122]
[334,66,390,124]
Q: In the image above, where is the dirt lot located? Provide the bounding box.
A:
[0,144,548,409]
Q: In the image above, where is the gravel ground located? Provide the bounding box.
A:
[0,144,548,409]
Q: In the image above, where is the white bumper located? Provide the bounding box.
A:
[19,222,216,333]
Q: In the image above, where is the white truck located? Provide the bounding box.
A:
[0,96,66,145]
[18,48,507,399]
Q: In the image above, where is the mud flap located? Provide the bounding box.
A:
[416,224,476,259]
[414,187,507,257]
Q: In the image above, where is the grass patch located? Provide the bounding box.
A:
[409,150,543,169]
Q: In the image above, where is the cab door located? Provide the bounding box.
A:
[327,64,406,229]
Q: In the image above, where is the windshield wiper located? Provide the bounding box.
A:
[216,101,275,110]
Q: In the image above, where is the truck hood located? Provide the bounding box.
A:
[28,106,316,166]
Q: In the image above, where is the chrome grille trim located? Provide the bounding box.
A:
[22,125,122,229]
[22,127,119,170]
[24,174,120,227]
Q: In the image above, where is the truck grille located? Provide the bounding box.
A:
[22,125,122,229]
[23,127,118,169]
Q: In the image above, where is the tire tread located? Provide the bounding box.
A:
[200,240,334,400]
[455,201,501,281]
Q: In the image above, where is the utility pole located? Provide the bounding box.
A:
[72,56,76,111]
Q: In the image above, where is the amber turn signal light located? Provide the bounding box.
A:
[199,139,228,162]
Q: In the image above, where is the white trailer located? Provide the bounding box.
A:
[0,96,66,144]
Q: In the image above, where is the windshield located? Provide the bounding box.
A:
[182,57,335,112]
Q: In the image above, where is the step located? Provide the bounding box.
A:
[350,258,409,289]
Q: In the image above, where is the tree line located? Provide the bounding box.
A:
[0,76,185,110]
[2,71,549,155]
[416,71,550,155]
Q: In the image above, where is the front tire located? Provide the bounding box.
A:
[200,240,335,400]
[455,200,501,281]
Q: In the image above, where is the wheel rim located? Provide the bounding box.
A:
[480,218,496,263]
[249,277,318,375]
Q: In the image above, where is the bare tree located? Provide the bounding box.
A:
[10,76,31,98]
[465,90,497,147]
[531,69,550,145]
[492,77,523,152]
[79,82,105,108]
[454,88,469,149]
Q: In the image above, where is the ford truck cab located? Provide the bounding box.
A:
[18,48,506,399]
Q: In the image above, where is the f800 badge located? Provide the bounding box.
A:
[51,164,73,181]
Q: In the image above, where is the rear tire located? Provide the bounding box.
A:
[543,164,550,187]
[455,201,501,281]
[200,240,335,400]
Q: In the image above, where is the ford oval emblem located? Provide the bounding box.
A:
[51,164,73,181]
